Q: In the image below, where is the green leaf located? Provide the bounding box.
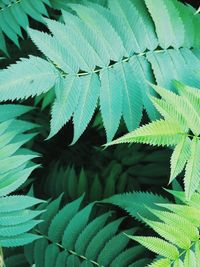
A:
[0,233,40,247]
[107,119,183,147]
[184,250,197,267]
[48,76,81,139]
[0,56,57,101]
[0,196,44,213]
[169,136,191,183]
[48,196,83,243]
[69,4,125,61]
[128,235,179,260]
[29,28,79,74]
[144,0,184,48]
[72,73,100,144]
[114,61,143,132]
[184,137,200,200]
[62,203,93,249]
[100,67,123,142]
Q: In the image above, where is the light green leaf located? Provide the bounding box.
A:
[107,119,183,147]
[184,137,200,199]
[128,235,179,260]
[169,136,191,183]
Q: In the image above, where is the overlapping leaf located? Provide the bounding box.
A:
[108,83,200,199]
[0,0,200,143]
[0,105,44,247]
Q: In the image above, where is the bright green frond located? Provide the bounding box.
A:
[107,120,183,147]
[128,235,179,260]
[184,137,200,200]
[169,136,191,183]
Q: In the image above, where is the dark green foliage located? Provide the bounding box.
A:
[24,196,150,267]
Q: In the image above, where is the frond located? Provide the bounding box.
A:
[107,120,184,147]
[124,190,200,266]
[0,56,58,101]
[102,191,170,222]
[184,137,200,200]
[24,195,149,266]
[169,136,191,183]
[109,82,200,199]
[0,105,44,247]
[0,0,51,54]
[0,0,199,142]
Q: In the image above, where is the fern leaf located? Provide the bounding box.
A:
[103,191,169,222]
[70,4,125,61]
[1,8,22,38]
[74,212,110,255]
[0,196,44,213]
[0,165,38,197]
[44,244,59,267]
[110,246,146,267]
[0,220,41,237]
[45,18,94,72]
[169,136,191,183]
[144,0,184,48]
[58,8,103,70]
[85,218,123,260]
[62,10,110,67]
[97,230,132,266]
[108,0,145,54]
[100,67,123,142]
[126,0,158,51]
[184,137,200,200]
[107,119,183,147]
[71,73,100,144]
[20,1,44,23]
[55,251,68,267]
[173,259,184,267]
[77,169,88,196]
[0,209,44,226]
[0,233,40,248]
[29,28,79,74]
[62,10,107,68]
[151,83,200,135]
[128,235,179,260]
[0,12,19,47]
[11,2,29,30]
[141,217,191,249]
[134,56,159,120]
[62,204,93,249]
[0,154,36,175]
[173,1,195,48]
[48,76,81,139]
[150,96,187,130]
[0,29,7,55]
[156,203,200,227]
[195,241,200,267]
[48,196,83,243]
[0,56,57,101]
[184,250,197,267]
[38,195,62,235]
[147,208,199,241]
[33,239,49,266]
[115,61,143,132]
